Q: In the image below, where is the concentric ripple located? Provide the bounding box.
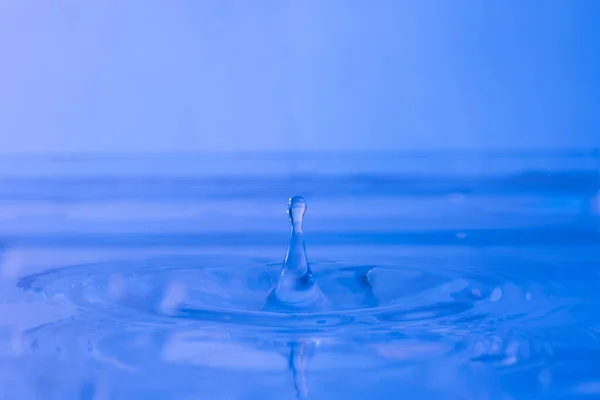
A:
[8,251,590,399]
[16,254,572,338]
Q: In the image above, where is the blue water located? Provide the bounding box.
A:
[0,152,599,399]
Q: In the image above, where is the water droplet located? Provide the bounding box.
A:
[501,341,520,365]
[277,197,315,302]
[287,196,307,231]
[265,196,330,310]
[490,287,503,302]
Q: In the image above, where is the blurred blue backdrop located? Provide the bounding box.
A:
[1,0,599,153]
[2,4,600,399]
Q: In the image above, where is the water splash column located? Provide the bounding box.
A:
[269,197,330,309]
[275,197,316,303]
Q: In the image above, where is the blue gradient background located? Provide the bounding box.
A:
[1,0,599,154]
[2,4,600,399]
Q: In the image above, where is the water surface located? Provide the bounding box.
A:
[0,151,599,399]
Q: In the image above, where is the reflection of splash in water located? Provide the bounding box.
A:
[592,148,600,224]
[288,341,317,400]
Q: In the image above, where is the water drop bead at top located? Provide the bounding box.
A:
[288,196,307,232]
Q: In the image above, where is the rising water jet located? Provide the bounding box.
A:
[264,196,332,312]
